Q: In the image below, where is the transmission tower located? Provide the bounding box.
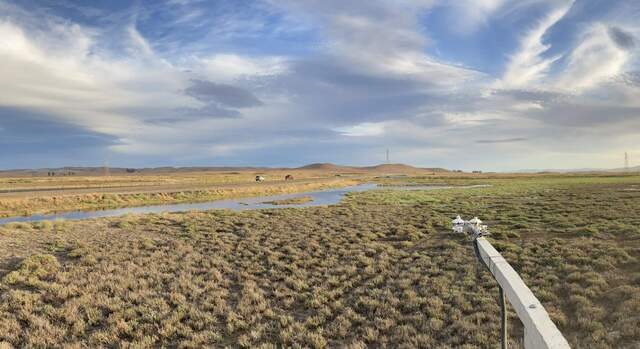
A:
[625,152,629,171]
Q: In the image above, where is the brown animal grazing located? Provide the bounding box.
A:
[284,174,294,181]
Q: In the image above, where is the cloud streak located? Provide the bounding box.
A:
[185,80,263,108]
[476,138,528,144]
[498,0,574,89]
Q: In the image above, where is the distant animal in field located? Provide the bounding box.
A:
[255,175,265,182]
[285,174,294,181]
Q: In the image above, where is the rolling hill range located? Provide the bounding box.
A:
[297,163,448,173]
[0,163,448,177]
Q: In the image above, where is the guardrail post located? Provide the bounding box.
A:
[500,285,507,349]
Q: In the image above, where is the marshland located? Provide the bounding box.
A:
[3,0,640,347]
[0,170,638,348]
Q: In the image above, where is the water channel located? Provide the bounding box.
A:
[0,183,490,225]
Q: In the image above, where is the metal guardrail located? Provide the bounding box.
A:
[453,216,571,349]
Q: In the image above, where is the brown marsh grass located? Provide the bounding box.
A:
[0,174,638,348]
[261,196,314,205]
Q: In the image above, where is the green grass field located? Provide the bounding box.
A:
[0,174,638,348]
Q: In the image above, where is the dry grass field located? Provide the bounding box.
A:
[0,174,639,348]
[0,169,335,192]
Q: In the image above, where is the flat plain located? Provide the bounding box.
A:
[0,172,639,348]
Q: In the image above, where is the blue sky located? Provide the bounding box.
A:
[1,0,639,171]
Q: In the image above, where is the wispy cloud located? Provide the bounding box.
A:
[335,122,386,137]
[498,0,574,88]
[556,23,632,91]
[199,54,289,82]
[445,0,508,34]
[185,80,263,108]
[127,24,154,56]
[476,137,527,144]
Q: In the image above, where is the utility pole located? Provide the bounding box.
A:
[104,160,110,177]
[386,148,390,163]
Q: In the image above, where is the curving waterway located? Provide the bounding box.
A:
[0,183,490,225]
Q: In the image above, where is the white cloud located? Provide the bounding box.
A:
[443,111,508,126]
[556,23,631,92]
[127,25,154,57]
[200,54,289,82]
[498,1,574,89]
[510,102,543,111]
[446,0,508,34]
[0,5,297,161]
[0,18,191,133]
[0,16,253,158]
[271,1,485,92]
[335,122,386,137]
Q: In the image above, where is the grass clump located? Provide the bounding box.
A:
[261,196,314,205]
[31,220,54,231]
[3,254,60,288]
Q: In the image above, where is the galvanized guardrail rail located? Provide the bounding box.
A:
[453,216,571,349]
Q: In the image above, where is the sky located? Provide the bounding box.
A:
[0,0,639,171]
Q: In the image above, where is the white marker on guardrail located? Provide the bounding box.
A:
[453,216,571,349]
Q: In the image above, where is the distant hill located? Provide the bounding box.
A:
[296,163,448,173]
[297,163,350,171]
[514,165,640,174]
[362,163,417,172]
[0,163,449,177]
[0,166,277,177]
[608,166,640,173]
[361,163,447,173]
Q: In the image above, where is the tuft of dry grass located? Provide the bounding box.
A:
[3,254,60,289]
